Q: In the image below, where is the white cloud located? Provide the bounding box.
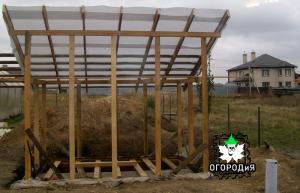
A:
[246,0,279,7]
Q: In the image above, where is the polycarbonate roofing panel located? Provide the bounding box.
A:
[3,5,229,88]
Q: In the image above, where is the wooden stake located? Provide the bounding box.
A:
[41,84,47,150]
[111,35,118,179]
[76,83,82,157]
[143,83,148,155]
[201,37,209,172]
[33,85,40,168]
[23,32,31,179]
[188,82,195,155]
[69,35,76,179]
[177,82,183,154]
[154,36,161,176]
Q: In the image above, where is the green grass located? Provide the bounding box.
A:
[6,113,24,127]
[206,95,300,150]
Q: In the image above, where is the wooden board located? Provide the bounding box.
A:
[143,83,148,155]
[201,37,209,172]
[117,166,121,178]
[75,160,136,167]
[76,83,82,157]
[41,84,47,150]
[43,160,61,180]
[132,160,147,177]
[177,83,183,154]
[142,158,156,174]
[33,85,40,168]
[69,35,76,179]
[188,82,195,155]
[162,157,177,170]
[154,36,161,176]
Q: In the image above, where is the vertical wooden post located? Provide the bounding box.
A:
[201,37,209,172]
[69,35,76,179]
[76,83,82,157]
[33,85,40,168]
[41,83,47,151]
[177,82,183,154]
[188,81,195,155]
[111,35,118,179]
[143,83,148,155]
[227,103,230,133]
[155,36,161,176]
[23,32,31,179]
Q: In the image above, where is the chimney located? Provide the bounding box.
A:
[243,52,247,64]
[251,51,256,61]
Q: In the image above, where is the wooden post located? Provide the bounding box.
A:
[111,35,118,179]
[177,82,183,154]
[154,36,161,176]
[33,85,40,168]
[143,83,148,155]
[69,35,76,179]
[23,32,31,179]
[227,103,230,133]
[41,84,47,151]
[76,83,82,157]
[188,81,195,155]
[201,37,209,172]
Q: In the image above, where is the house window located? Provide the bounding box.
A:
[285,81,292,87]
[278,69,282,77]
[278,82,283,87]
[262,69,269,77]
[262,82,270,87]
[285,69,291,77]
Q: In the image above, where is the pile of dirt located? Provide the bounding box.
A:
[46,95,178,158]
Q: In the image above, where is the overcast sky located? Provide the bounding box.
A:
[1,0,299,83]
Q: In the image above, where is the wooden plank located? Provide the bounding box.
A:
[131,160,147,177]
[172,144,207,174]
[111,35,118,179]
[77,167,87,178]
[177,82,183,154]
[143,83,148,156]
[162,157,177,170]
[76,83,82,157]
[188,81,195,155]
[43,160,61,180]
[161,9,195,88]
[93,160,101,178]
[142,158,156,174]
[42,6,61,92]
[41,84,47,151]
[116,6,123,53]
[154,36,161,176]
[69,35,76,179]
[33,85,40,168]
[80,6,88,93]
[25,128,63,179]
[135,9,160,91]
[23,32,31,179]
[201,37,209,172]
[75,160,136,167]
[13,30,221,38]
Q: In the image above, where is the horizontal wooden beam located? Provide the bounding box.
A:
[75,160,136,168]
[13,30,221,38]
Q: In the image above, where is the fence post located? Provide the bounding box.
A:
[258,106,261,147]
[227,103,230,133]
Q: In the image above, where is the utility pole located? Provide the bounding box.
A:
[249,64,252,96]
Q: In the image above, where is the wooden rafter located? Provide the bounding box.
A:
[42,6,61,92]
[80,6,88,93]
[161,9,195,88]
[116,6,123,53]
[2,5,24,65]
[135,9,160,91]
[189,10,230,77]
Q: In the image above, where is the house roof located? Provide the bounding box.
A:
[2,5,230,89]
[228,54,296,71]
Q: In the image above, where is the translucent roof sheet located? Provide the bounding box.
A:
[3,5,229,88]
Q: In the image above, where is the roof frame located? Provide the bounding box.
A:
[135,8,160,91]
[42,6,62,92]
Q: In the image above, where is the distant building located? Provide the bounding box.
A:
[295,73,300,87]
[227,52,297,88]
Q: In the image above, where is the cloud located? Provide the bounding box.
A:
[246,0,279,7]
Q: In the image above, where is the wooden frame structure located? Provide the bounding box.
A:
[1,5,230,180]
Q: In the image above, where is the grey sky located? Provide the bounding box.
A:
[1,0,299,83]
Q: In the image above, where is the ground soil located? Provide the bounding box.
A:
[0,95,299,192]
